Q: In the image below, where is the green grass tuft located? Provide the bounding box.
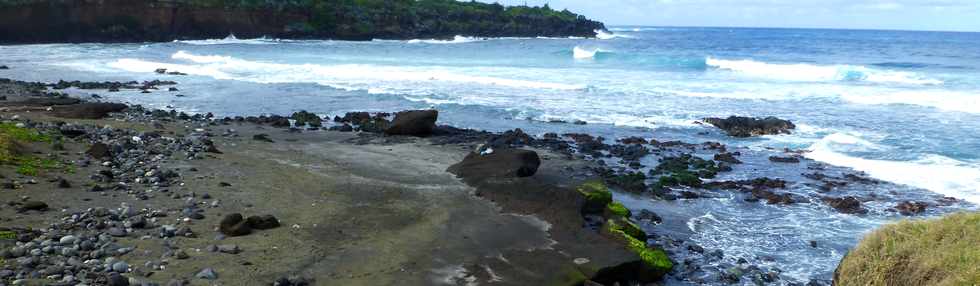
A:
[834,212,980,286]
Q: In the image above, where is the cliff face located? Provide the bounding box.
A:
[0,0,605,44]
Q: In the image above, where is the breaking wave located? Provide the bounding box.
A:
[706,57,943,85]
[806,133,980,204]
[108,51,587,92]
[595,29,634,40]
[175,34,283,45]
[572,46,610,59]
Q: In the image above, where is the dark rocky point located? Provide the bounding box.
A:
[705,116,796,137]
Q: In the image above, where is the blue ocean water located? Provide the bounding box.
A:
[2,27,979,284]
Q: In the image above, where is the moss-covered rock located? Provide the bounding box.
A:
[604,202,631,218]
[834,212,980,286]
[291,110,322,127]
[656,171,702,188]
[606,171,647,193]
[577,180,612,214]
[593,224,673,284]
[603,218,646,241]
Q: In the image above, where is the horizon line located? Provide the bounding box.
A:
[603,24,980,34]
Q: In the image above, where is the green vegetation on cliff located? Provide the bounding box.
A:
[834,212,980,286]
[0,0,605,43]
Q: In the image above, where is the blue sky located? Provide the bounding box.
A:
[480,0,980,32]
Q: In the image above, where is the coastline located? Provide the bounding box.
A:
[0,0,605,45]
[0,75,975,285]
[0,78,657,285]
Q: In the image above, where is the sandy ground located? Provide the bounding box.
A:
[0,89,632,285]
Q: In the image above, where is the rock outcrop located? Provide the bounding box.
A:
[704,116,796,137]
[447,148,541,181]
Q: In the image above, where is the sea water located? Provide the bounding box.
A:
[1,27,978,284]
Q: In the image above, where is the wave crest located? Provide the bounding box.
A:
[109,51,586,92]
[706,57,943,85]
[595,29,633,40]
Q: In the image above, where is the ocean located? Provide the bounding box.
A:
[1,27,978,284]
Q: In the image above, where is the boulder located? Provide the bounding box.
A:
[219,213,251,236]
[384,110,438,136]
[447,148,541,180]
[245,215,280,230]
[704,116,795,137]
[20,201,48,211]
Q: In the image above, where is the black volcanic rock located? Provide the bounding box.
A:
[385,110,438,136]
[448,148,541,180]
[705,116,795,137]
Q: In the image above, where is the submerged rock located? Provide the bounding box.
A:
[894,201,928,216]
[384,109,438,136]
[822,196,868,214]
[447,148,541,180]
[704,116,795,137]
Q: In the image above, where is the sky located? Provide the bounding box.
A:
[479,0,980,32]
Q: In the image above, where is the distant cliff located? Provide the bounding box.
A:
[0,0,606,44]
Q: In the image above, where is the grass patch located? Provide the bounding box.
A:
[0,124,64,176]
[834,212,980,286]
[0,123,51,143]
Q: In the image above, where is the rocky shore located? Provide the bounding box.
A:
[0,77,970,286]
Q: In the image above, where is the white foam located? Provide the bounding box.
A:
[175,34,280,45]
[706,57,943,85]
[841,89,980,114]
[608,27,660,32]
[405,35,481,44]
[595,29,633,40]
[573,46,600,59]
[806,133,980,204]
[109,51,586,92]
